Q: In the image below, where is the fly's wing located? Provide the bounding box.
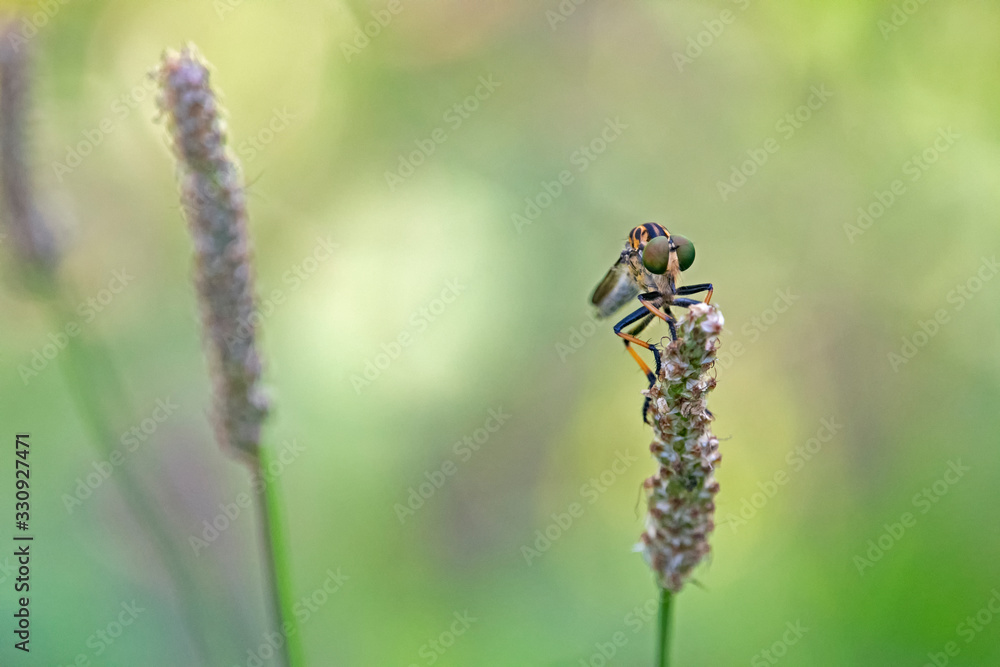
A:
[590,258,639,319]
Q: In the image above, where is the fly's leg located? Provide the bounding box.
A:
[613,306,661,423]
[672,297,709,309]
[676,282,714,304]
[638,292,678,341]
[613,306,658,380]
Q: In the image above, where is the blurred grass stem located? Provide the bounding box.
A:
[40,278,217,664]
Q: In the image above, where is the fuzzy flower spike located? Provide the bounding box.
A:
[639,302,724,592]
[156,46,268,461]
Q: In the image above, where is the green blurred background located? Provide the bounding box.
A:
[1,0,999,665]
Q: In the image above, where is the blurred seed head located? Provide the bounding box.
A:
[639,303,723,592]
[0,19,58,273]
[156,45,268,461]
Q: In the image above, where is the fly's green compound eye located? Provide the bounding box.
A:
[641,236,672,274]
[672,235,696,271]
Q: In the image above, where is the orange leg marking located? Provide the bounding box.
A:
[639,298,672,323]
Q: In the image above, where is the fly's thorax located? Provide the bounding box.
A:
[628,223,669,250]
[625,251,654,291]
[652,269,677,296]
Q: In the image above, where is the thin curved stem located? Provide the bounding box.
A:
[254,446,303,667]
[43,282,217,664]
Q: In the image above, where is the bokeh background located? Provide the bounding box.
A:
[1,0,999,665]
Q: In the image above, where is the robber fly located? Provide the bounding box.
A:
[590,223,713,422]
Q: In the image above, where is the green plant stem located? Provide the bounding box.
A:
[254,445,303,667]
[657,587,673,667]
[41,281,217,664]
